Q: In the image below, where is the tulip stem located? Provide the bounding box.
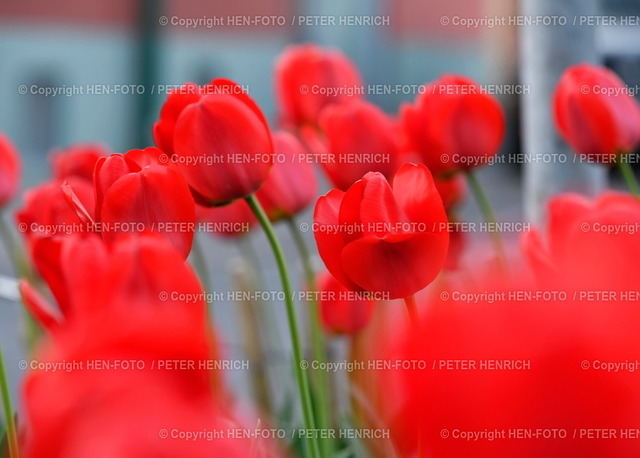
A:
[617,161,640,197]
[464,170,506,263]
[0,213,40,352]
[404,295,419,327]
[0,214,28,280]
[0,348,19,458]
[245,195,320,458]
[286,218,333,458]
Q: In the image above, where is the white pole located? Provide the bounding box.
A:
[520,0,607,223]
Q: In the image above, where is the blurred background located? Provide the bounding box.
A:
[1,0,640,414]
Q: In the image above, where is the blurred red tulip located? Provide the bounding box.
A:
[382,269,640,458]
[50,143,109,182]
[554,64,640,162]
[16,177,95,245]
[93,148,196,258]
[314,163,449,299]
[19,234,280,457]
[196,200,255,238]
[522,191,640,290]
[317,272,375,335]
[401,75,505,176]
[318,100,399,190]
[0,133,21,209]
[256,131,318,221]
[169,79,274,206]
[21,232,207,332]
[435,175,466,211]
[275,43,363,127]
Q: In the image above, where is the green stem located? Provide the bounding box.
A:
[464,170,506,263]
[286,218,333,458]
[617,161,640,197]
[245,195,320,458]
[0,348,19,458]
[0,215,27,280]
[403,295,419,327]
[0,214,40,352]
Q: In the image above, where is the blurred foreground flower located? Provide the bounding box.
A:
[380,191,640,457]
[20,232,280,457]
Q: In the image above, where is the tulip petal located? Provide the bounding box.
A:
[100,165,195,258]
[19,279,62,332]
[340,232,448,299]
[313,189,360,291]
[392,163,447,225]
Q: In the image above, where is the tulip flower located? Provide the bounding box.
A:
[400,75,505,177]
[154,79,274,206]
[92,148,196,258]
[553,64,640,162]
[435,175,466,212]
[20,232,207,332]
[522,191,640,290]
[318,100,400,190]
[314,163,449,299]
[16,177,95,245]
[20,235,280,457]
[256,131,318,221]
[0,133,21,209]
[317,272,375,335]
[275,43,363,127]
[382,274,640,457]
[50,143,109,182]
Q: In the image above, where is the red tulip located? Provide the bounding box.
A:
[382,268,640,458]
[317,272,375,335]
[256,131,318,221]
[196,200,255,238]
[317,100,399,190]
[401,75,505,176]
[93,148,196,258]
[50,143,109,182]
[435,175,466,211]
[0,133,21,209]
[554,64,640,162]
[275,43,363,127]
[522,191,640,290]
[16,177,95,245]
[314,163,449,299]
[20,232,207,332]
[154,79,273,206]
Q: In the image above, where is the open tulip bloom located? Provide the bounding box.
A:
[314,163,449,301]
